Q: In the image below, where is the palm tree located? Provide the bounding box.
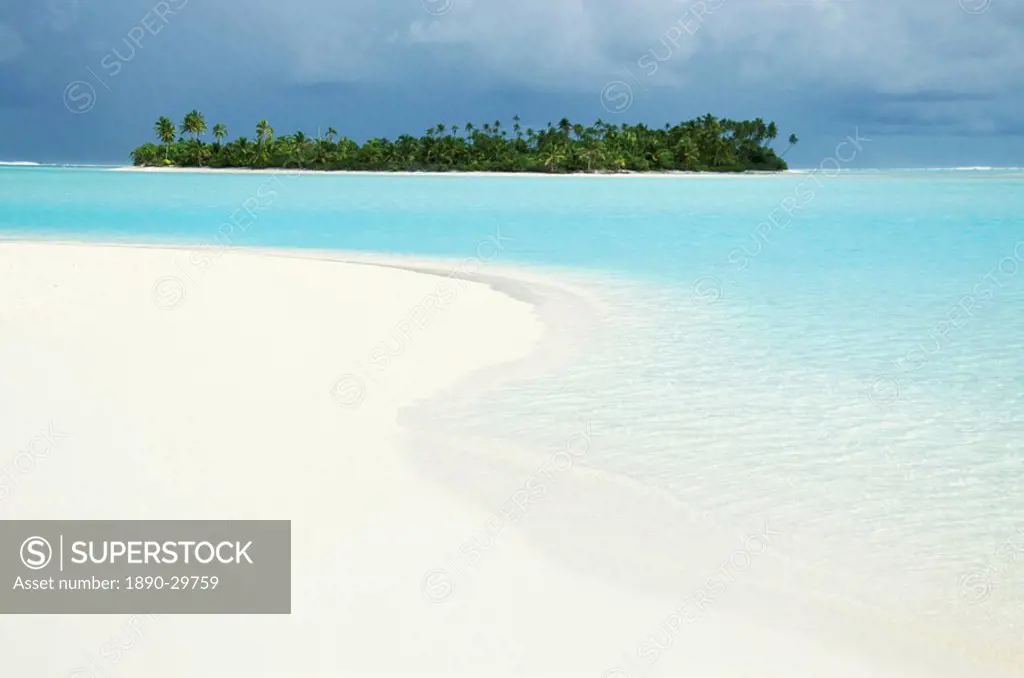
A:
[326,127,337,143]
[780,133,799,158]
[676,136,699,170]
[130,144,160,166]
[232,137,253,166]
[154,116,176,144]
[154,116,176,161]
[181,110,207,142]
[212,123,227,147]
[255,120,274,166]
[256,120,274,144]
[580,144,604,172]
[178,110,207,165]
[542,147,566,173]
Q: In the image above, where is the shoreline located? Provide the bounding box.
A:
[9,163,1024,175]
[0,239,552,675]
[1,238,1019,676]
[109,165,792,178]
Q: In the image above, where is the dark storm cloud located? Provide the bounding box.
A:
[0,0,1022,164]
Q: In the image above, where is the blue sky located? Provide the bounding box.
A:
[0,0,1021,167]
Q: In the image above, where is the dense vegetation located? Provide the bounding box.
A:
[130,110,797,173]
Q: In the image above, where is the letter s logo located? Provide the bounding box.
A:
[63,81,96,114]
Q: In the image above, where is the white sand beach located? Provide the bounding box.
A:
[107,165,781,178]
[1,241,1019,677]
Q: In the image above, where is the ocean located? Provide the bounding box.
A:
[2,165,1022,669]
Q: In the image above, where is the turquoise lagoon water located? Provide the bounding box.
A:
[2,166,1023,661]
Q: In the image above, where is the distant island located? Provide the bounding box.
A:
[129,111,797,173]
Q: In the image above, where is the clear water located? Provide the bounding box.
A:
[3,166,1023,663]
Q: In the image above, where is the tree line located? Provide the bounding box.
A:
[130,109,798,173]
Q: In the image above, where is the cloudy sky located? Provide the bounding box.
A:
[0,0,1021,166]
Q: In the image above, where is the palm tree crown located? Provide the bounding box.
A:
[181,110,207,141]
[154,117,176,145]
[212,123,227,145]
[255,120,274,144]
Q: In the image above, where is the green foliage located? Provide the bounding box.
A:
[129,143,161,166]
[132,112,793,173]
[181,110,207,139]
[154,117,176,145]
[780,133,799,159]
[212,123,228,145]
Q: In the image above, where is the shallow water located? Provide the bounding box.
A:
[3,166,1023,669]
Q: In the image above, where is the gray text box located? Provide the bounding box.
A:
[0,521,290,613]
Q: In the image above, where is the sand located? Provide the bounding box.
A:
[107,165,788,178]
[1,241,1018,677]
[1,241,667,677]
